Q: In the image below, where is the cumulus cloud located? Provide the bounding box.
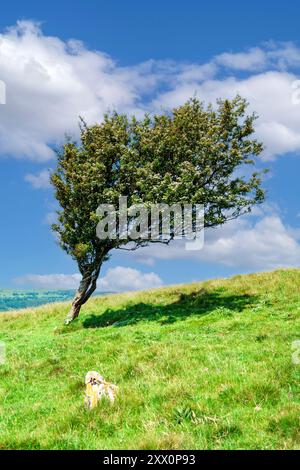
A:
[14,266,163,291]
[0,21,163,160]
[25,168,52,188]
[98,266,162,291]
[1,21,300,161]
[214,42,300,71]
[215,47,268,71]
[14,273,81,289]
[152,71,300,160]
[127,211,300,270]
[200,215,300,268]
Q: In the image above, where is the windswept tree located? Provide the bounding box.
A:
[51,96,265,324]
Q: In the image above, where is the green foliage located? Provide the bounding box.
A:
[51,96,265,271]
[0,269,300,449]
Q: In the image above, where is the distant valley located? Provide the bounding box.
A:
[0,290,110,311]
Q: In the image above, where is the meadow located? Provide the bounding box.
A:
[0,269,299,449]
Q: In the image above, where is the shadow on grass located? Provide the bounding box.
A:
[82,288,258,329]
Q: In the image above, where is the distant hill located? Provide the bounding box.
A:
[0,270,299,449]
[0,290,111,311]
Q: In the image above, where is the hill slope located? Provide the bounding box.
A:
[0,269,300,450]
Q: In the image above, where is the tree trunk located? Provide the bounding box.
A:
[64,288,87,325]
[64,263,101,325]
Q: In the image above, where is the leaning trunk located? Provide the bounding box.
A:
[64,263,101,325]
[64,288,87,324]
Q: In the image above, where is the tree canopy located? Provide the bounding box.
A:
[51,95,265,324]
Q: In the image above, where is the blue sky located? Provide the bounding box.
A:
[1,0,300,291]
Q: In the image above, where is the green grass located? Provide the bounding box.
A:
[0,269,300,450]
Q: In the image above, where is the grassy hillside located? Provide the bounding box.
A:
[0,269,300,450]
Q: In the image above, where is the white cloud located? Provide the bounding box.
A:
[98,266,162,291]
[200,215,300,269]
[214,42,300,71]
[215,47,267,71]
[14,273,81,289]
[1,22,300,161]
[13,266,163,291]
[0,21,163,160]
[152,71,300,160]
[25,168,52,188]
[127,211,300,270]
